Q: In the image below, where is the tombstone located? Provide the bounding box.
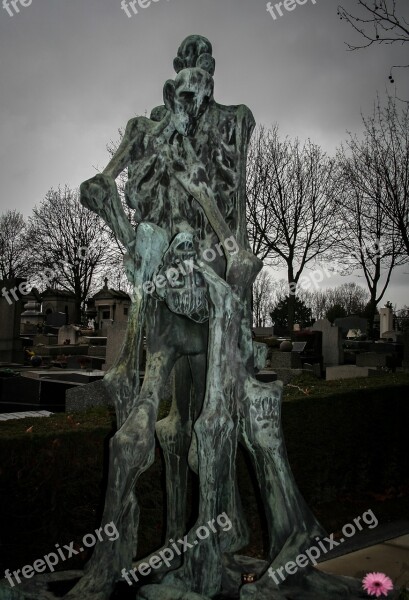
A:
[334,315,368,338]
[326,365,377,380]
[312,318,344,366]
[103,321,129,371]
[379,306,394,338]
[252,326,274,338]
[0,278,25,363]
[57,324,80,346]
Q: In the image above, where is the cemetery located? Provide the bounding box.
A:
[0,10,409,600]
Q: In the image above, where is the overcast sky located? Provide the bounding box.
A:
[0,0,408,306]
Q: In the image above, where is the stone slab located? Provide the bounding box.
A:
[0,410,52,421]
[326,366,371,380]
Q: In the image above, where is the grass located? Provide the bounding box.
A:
[283,371,409,401]
[0,406,115,438]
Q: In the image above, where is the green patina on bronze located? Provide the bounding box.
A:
[58,35,365,600]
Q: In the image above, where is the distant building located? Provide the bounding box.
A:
[89,278,131,335]
[41,288,77,325]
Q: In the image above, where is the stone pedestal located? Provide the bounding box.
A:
[379,307,393,338]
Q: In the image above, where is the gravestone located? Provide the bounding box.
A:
[103,321,129,371]
[334,315,368,338]
[253,326,274,338]
[0,278,25,364]
[57,325,80,346]
[312,318,343,366]
[326,365,382,380]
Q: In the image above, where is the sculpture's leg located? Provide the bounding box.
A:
[238,377,360,599]
[160,270,245,598]
[186,353,207,476]
[187,354,249,556]
[155,356,195,544]
[240,378,325,558]
[65,348,177,600]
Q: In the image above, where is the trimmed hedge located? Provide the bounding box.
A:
[0,374,408,572]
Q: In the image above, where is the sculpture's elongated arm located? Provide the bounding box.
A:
[102,118,140,179]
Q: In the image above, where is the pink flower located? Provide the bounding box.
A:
[362,572,394,597]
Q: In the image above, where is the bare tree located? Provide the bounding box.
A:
[303,289,329,321]
[337,0,409,96]
[304,283,369,320]
[246,125,341,331]
[358,97,409,256]
[396,305,409,331]
[336,125,406,335]
[252,269,274,327]
[27,186,119,322]
[0,210,30,280]
[328,282,369,314]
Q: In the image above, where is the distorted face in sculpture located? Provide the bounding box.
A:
[154,232,209,324]
[163,68,214,137]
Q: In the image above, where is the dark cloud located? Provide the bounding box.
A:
[0,0,408,302]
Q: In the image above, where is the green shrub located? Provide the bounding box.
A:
[0,375,408,571]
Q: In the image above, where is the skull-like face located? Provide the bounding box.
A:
[154,232,209,324]
[164,68,214,137]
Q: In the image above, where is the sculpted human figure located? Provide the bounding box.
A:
[65,35,362,600]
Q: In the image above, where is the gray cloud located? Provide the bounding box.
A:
[0,0,408,303]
